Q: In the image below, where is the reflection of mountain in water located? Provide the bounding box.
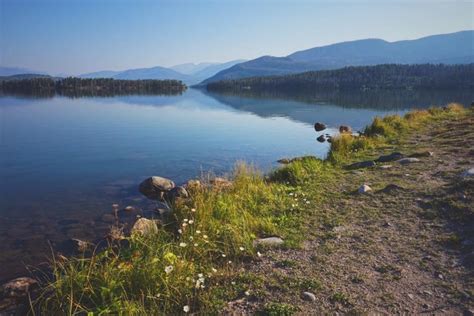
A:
[203,89,474,130]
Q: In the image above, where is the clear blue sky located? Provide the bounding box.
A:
[1,0,472,75]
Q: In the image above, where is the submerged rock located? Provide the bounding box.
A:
[314,122,327,132]
[397,157,420,165]
[347,160,376,169]
[139,176,175,200]
[358,184,372,194]
[253,237,284,247]
[376,152,404,163]
[339,125,352,133]
[131,218,159,236]
[316,135,326,143]
[1,277,38,299]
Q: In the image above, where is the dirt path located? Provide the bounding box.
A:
[227,115,474,314]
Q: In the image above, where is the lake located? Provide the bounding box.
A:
[0,88,472,280]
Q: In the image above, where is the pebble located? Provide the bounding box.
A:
[408,293,414,300]
[253,237,284,247]
[302,291,316,302]
[397,158,420,165]
[379,164,393,169]
[461,167,474,178]
[358,184,372,194]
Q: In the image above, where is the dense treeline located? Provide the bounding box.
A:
[0,77,187,97]
[206,64,474,93]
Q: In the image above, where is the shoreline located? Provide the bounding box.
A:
[1,103,472,314]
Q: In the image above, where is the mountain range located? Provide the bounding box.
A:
[1,30,472,86]
[78,60,245,85]
[200,30,474,84]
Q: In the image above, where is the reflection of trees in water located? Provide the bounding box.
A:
[205,89,474,110]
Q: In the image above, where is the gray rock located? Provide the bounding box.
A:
[210,177,232,188]
[166,186,189,201]
[253,237,284,247]
[302,291,316,302]
[409,151,433,158]
[139,176,175,200]
[124,206,135,212]
[347,160,376,169]
[316,135,326,143]
[277,158,291,164]
[131,218,159,236]
[314,122,326,132]
[376,152,404,162]
[1,277,37,298]
[379,164,393,169]
[461,168,474,178]
[397,157,420,165]
[185,179,202,189]
[155,201,171,214]
[358,184,372,194]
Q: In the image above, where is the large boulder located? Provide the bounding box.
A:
[314,122,327,132]
[139,176,175,200]
[131,218,159,236]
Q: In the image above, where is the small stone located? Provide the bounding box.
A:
[461,168,474,178]
[397,158,420,165]
[131,218,159,236]
[435,272,444,280]
[376,152,404,162]
[314,122,326,132]
[339,125,352,133]
[124,206,135,212]
[407,293,414,300]
[422,303,430,309]
[316,135,326,143]
[302,291,316,302]
[185,179,202,189]
[253,237,284,247]
[379,164,393,169]
[423,290,433,296]
[166,186,189,201]
[383,222,392,227]
[409,151,433,158]
[358,184,372,194]
[347,160,376,169]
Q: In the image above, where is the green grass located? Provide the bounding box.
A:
[35,103,470,314]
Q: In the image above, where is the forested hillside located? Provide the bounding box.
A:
[206,64,474,93]
[0,77,187,97]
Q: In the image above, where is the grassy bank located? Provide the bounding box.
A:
[35,103,470,314]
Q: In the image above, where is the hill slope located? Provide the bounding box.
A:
[201,30,474,84]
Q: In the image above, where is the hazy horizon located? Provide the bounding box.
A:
[1,0,473,75]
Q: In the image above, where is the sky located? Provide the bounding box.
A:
[1,0,473,75]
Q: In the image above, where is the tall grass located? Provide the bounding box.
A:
[36,163,320,314]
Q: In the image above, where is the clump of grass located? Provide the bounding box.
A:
[269,156,325,185]
[328,103,468,165]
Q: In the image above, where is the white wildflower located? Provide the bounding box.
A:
[196,230,201,234]
[245,290,251,296]
[183,305,190,313]
[257,251,262,257]
[203,235,208,239]
[165,265,173,274]
[188,220,194,224]
[178,229,183,234]
[191,208,196,212]
[239,246,245,251]
[179,242,187,247]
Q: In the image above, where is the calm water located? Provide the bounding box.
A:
[0,88,472,280]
